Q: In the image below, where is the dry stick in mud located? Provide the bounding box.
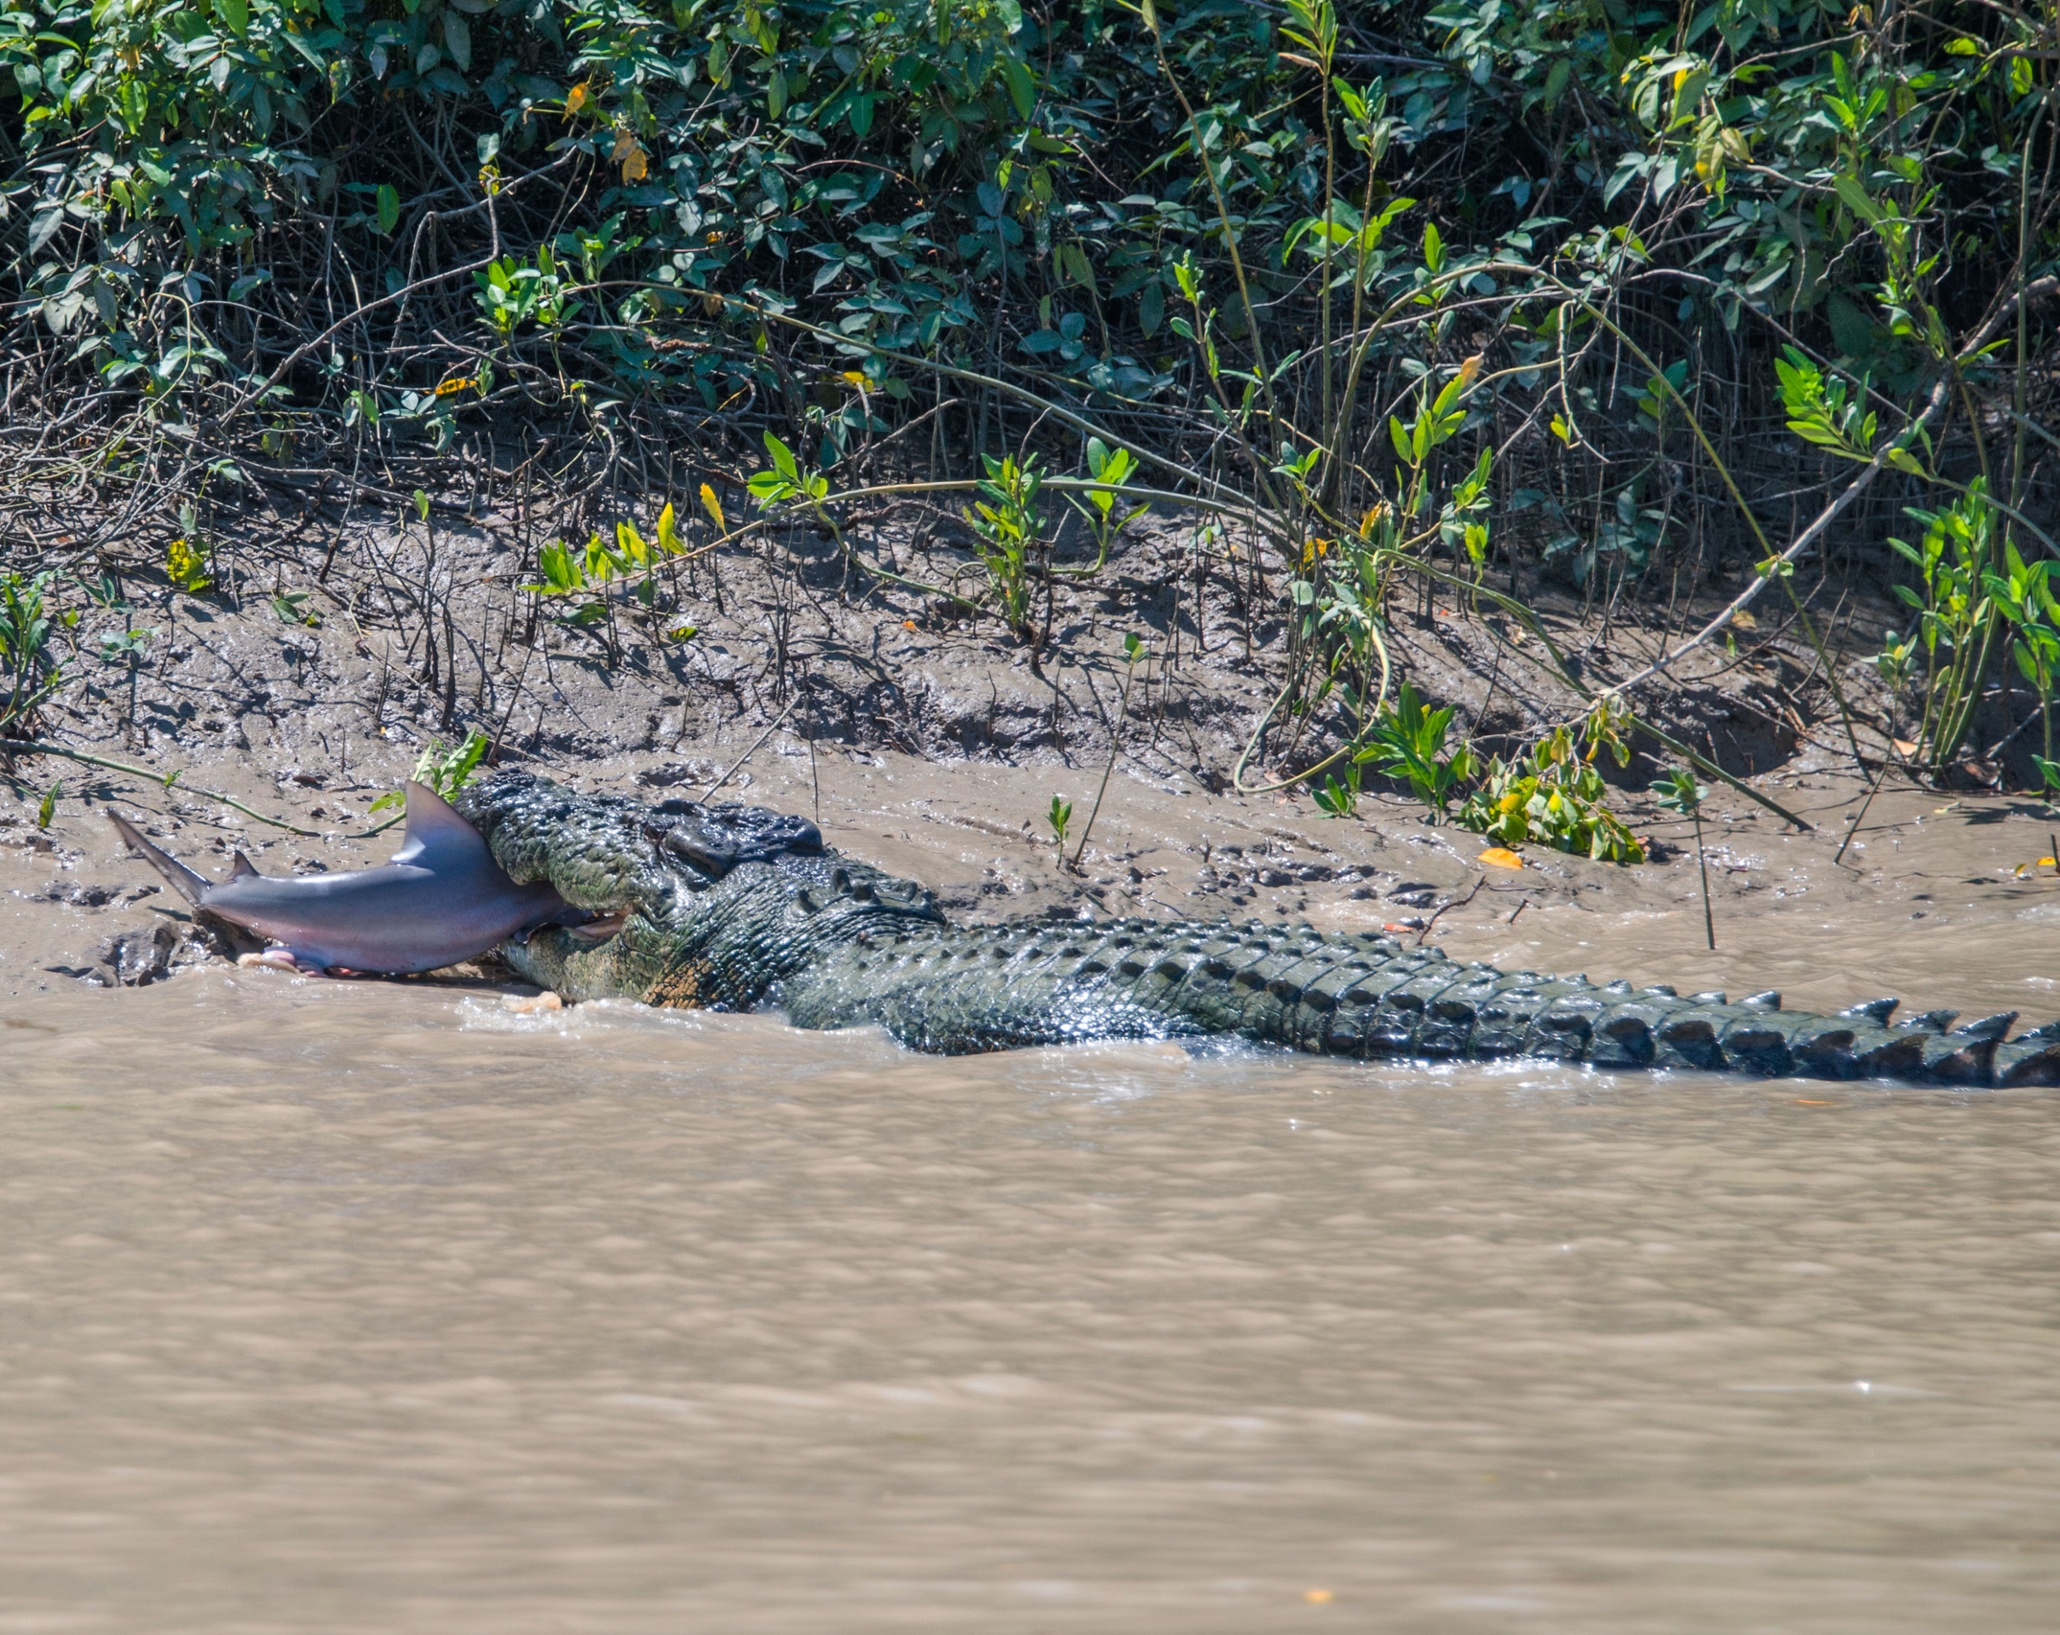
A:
[702,700,798,802]
[1834,758,1896,868]
[1,739,401,839]
[1072,636,1145,870]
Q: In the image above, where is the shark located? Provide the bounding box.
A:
[108,781,586,976]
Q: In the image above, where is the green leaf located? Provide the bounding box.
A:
[216,0,248,36]
[1138,281,1165,337]
[523,541,584,595]
[1001,58,1036,120]
[1833,174,1882,224]
[376,184,400,237]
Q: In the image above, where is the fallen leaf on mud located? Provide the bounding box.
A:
[1477,846,1525,868]
[1892,738,1919,756]
[1304,1589,1335,1604]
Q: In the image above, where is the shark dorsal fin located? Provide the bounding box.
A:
[230,850,260,880]
[390,781,496,873]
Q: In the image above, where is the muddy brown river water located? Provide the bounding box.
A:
[4,763,2060,1629]
[3,951,2058,1631]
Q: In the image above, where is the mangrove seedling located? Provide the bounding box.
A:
[1652,767,1715,950]
[370,729,491,814]
[1046,795,1073,870]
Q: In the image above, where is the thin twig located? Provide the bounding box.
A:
[0,738,402,838]
[700,700,797,801]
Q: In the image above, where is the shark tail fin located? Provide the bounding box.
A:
[108,810,211,908]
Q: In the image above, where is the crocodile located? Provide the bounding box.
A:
[451,770,2060,1087]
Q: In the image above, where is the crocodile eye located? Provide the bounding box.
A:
[658,827,736,877]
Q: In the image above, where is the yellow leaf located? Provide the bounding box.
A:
[612,130,648,182]
[1891,738,1919,756]
[699,482,725,530]
[1731,609,1757,631]
[564,82,588,116]
[841,369,868,387]
[1477,846,1525,868]
[1457,352,1483,385]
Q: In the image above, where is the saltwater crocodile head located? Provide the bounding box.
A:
[452,771,945,1005]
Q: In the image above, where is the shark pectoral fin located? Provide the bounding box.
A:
[389,781,500,874]
[108,810,212,907]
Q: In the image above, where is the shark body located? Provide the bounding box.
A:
[109,781,581,975]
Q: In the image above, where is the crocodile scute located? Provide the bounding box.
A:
[452,771,2060,1087]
